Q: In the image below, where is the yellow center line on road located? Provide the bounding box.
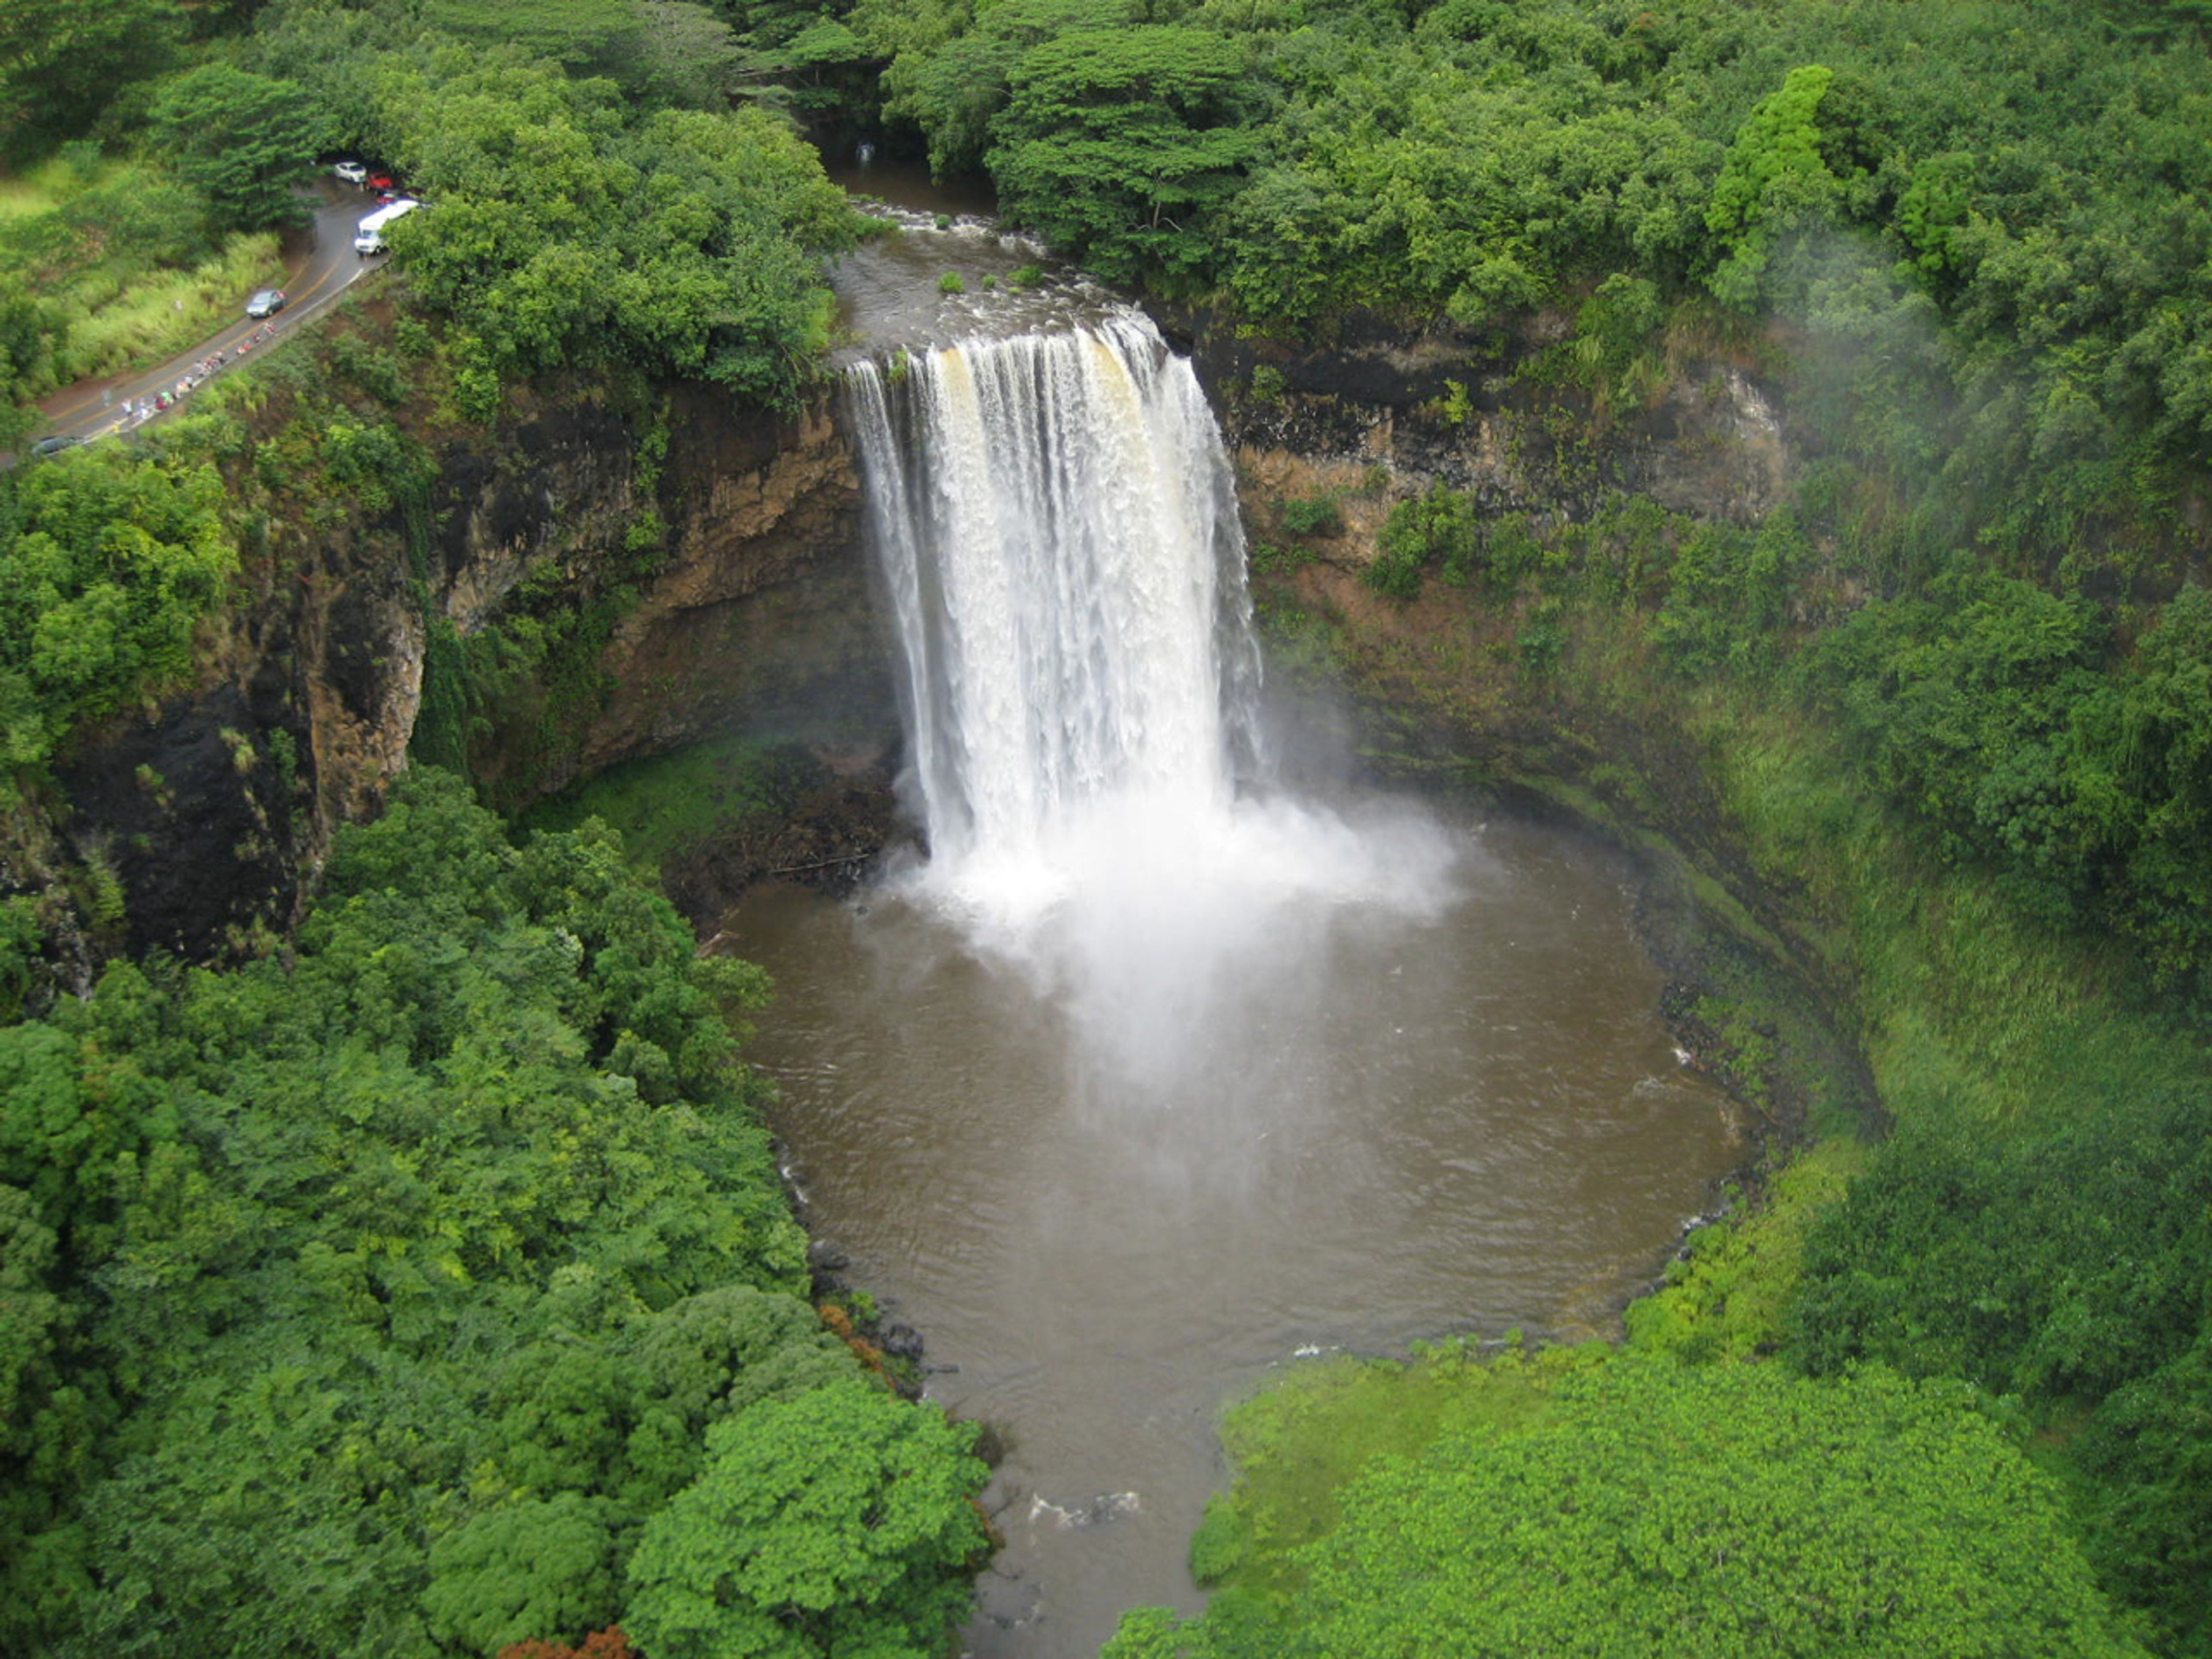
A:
[39,199,370,430]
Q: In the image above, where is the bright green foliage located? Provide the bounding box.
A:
[1624,1140,1863,1365]
[1704,66,1841,308]
[0,770,979,1657]
[1556,272,1666,409]
[147,63,319,232]
[423,1494,622,1655]
[1126,1352,2143,1657]
[1274,1358,2143,1658]
[1100,1606,1196,1659]
[1198,1341,1595,1604]
[1894,151,1977,300]
[988,26,1264,289]
[372,53,862,406]
[877,0,1141,179]
[625,1377,990,1659]
[0,444,237,770]
[1651,510,1813,679]
[1220,85,1709,325]
[0,153,253,401]
[1368,482,1481,599]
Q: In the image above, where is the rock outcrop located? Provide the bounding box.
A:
[43,384,885,962]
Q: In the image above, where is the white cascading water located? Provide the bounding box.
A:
[846,316,1457,1091]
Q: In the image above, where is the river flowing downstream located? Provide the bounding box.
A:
[724,222,1744,1657]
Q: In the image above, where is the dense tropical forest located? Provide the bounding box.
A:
[4,0,2212,1655]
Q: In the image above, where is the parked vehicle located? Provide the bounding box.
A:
[245,289,287,318]
[333,160,368,184]
[29,434,81,457]
[353,199,419,256]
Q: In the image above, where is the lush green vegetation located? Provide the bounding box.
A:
[0,768,990,1656]
[1791,1094,2212,1656]
[0,151,289,426]
[10,2,2212,1656]
[839,0,2212,556]
[1160,2,2212,1616]
[1111,1347,2148,1658]
[522,736,831,881]
[0,0,869,442]
[0,442,236,769]
[1233,447,2212,1650]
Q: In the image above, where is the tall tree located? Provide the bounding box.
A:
[988,25,1263,288]
[149,64,320,232]
[624,1378,990,1659]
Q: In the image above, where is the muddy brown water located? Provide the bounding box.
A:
[727,810,1744,1659]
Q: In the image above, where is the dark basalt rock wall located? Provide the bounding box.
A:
[1156,303,1790,527]
[37,386,888,966]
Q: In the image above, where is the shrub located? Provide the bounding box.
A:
[1278,492,1342,537]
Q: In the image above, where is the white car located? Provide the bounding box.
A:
[332,160,368,185]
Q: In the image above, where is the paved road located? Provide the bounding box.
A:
[33,180,390,446]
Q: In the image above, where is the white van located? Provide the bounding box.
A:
[354,198,420,256]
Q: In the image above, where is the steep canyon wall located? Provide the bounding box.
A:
[43,385,885,964]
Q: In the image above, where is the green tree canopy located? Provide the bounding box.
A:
[148,63,319,232]
[368,53,861,406]
[625,1376,991,1659]
[0,445,237,771]
[1704,65,1844,308]
[0,0,187,160]
[0,770,948,1656]
[987,25,1263,289]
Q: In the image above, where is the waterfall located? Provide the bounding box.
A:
[846,317,1263,875]
[845,315,1455,1082]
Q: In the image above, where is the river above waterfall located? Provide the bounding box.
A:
[726,809,1743,1659]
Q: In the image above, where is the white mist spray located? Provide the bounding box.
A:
[846,317,1459,1099]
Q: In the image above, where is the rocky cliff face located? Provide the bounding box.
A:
[46,383,885,965]
[1166,307,1790,537]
